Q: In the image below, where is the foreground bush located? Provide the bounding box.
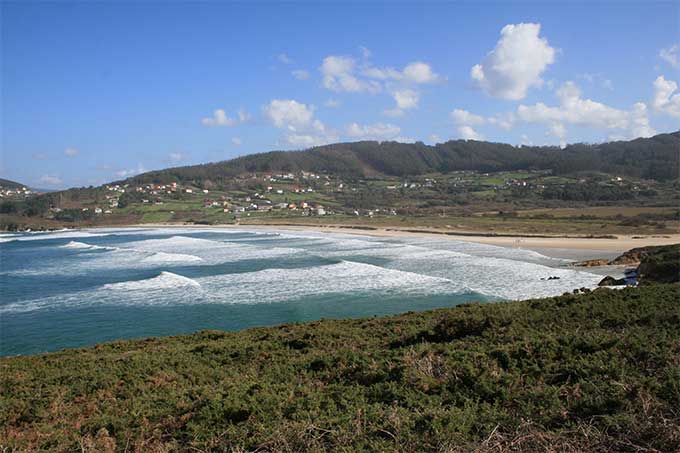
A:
[2,284,679,452]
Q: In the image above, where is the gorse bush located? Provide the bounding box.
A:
[1,284,679,452]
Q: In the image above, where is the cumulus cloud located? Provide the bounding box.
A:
[231,137,242,146]
[362,61,441,84]
[457,125,485,141]
[384,89,419,116]
[320,53,441,95]
[471,23,556,100]
[292,69,310,80]
[450,108,486,140]
[201,108,250,127]
[202,109,236,127]
[630,102,656,138]
[517,81,656,142]
[40,174,62,186]
[346,122,401,140]
[652,75,680,117]
[264,99,337,147]
[659,44,679,68]
[451,109,486,126]
[321,56,380,93]
[64,147,79,157]
[264,99,316,128]
[402,62,441,84]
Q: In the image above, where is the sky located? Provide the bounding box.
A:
[1,1,679,189]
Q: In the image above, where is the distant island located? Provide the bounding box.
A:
[1,132,679,237]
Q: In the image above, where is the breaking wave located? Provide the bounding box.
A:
[102,271,201,291]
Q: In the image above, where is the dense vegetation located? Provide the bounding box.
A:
[2,284,679,452]
[638,244,680,284]
[126,131,680,186]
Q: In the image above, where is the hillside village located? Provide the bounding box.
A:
[24,167,670,228]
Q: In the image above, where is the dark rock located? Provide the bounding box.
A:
[598,276,627,286]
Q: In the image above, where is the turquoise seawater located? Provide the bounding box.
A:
[0,227,602,356]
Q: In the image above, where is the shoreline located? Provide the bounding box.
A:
[81,221,680,261]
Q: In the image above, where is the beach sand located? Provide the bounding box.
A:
[122,222,680,261]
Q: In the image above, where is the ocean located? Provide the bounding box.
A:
[0,227,603,356]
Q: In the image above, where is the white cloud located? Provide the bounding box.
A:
[362,61,441,84]
[264,99,315,128]
[487,112,516,130]
[324,99,341,108]
[402,62,441,84]
[517,81,656,142]
[320,54,440,95]
[231,137,242,146]
[292,69,310,80]
[265,99,337,147]
[64,147,79,157]
[346,122,401,140]
[393,89,419,109]
[630,102,656,138]
[451,109,487,141]
[277,53,292,64]
[320,56,380,93]
[429,134,441,144]
[451,108,486,126]
[168,152,184,163]
[384,89,420,116]
[471,23,556,100]
[39,174,62,186]
[115,164,146,178]
[659,44,680,68]
[202,109,236,127]
[202,108,250,127]
[652,75,680,117]
[457,125,484,141]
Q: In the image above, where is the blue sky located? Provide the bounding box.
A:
[2,1,679,189]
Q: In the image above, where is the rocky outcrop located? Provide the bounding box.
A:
[597,244,679,286]
[572,258,610,267]
[598,276,627,286]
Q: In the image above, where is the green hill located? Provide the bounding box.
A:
[125,131,680,186]
[0,178,26,189]
[2,284,679,452]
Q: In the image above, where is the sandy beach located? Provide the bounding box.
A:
[116,222,680,261]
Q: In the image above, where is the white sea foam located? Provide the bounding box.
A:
[60,241,117,251]
[140,251,203,263]
[102,271,201,291]
[0,230,108,244]
[1,227,605,315]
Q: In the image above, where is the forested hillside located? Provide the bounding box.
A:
[126,132,680,186]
